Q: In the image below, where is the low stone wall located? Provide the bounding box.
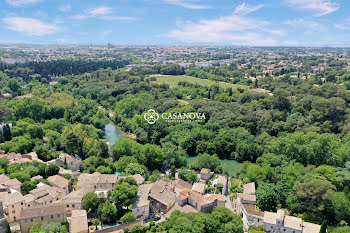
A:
[95,219,143,233]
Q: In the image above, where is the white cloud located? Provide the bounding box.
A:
[103,30,113,36]
[3,17,59,36]
[88,6,112,16]
[286,0,339,17]
[72,6,136,21]
[166,14,283,45]
[164,0,210,9]
[5,0,42,7]
[334,24,350,30]
[234,3,264,15]
[284,18,327,31]
[334,17,350,30]
[100,16,137,21]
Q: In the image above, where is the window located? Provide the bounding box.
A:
[12,210,15,214]
[51,215,54,219]
[24,219,27,223]
[271,226,273,229]
[21,202,23,205]
[72,204,75,208]
[12,205,14,208]
[30,218,33,222]
[58,214,60,218]
[67,204,69,208]
[41,217,44,221]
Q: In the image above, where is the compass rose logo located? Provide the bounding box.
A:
[144,109,159,124]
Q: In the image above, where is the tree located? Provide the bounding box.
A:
[320,222,327,233]
[3,124,12,141]
[45,163,59,177]
[0,105,14,122]
[0,135,32,154]
[21,179,39,193]
[112,179,138,210]
[61,124,88,157]
[112,138,142,161]
[211,207,244,233]
[333,226,350,233]
[162,142,187,168]
[116,156,138,172]
[178,169,197,183]
[143,144,165,171]
[40,222,67,233]
[92,218,100,227]
[294,177,335,213]
[82,192,100,213]
[8,79,20,93]
[190,153,222,173]
[256,183,285,212]
[331,192,350,224]
[29,223,45,233]
[64,98,98,124]
[96,166,112,174]
[120,212,136,224]
[13,97,49,122]
[170,165,176,178]
[97,201,117,224]
[9,171,30,182]
[125,163,148,179]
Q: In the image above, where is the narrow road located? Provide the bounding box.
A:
[225,195,235,213]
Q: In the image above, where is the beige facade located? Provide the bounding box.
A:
[64,187,93,217]
[75,173,119,191]
[200,168,211,180]
[68,210,88,233]
[264,210,321,233]
[19,203,66,233]
[0,192,25,222]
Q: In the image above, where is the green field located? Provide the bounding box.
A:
[150,75,247,90]
[187,156,242,176]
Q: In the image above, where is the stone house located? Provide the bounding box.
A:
[48,175,69,193]
[200,168,212,180]
[68,210,88,233]
[19,203,66,233]
[264,209,321,233]
[0,192,25,222]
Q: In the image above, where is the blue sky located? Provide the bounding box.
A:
[1,0,350,46]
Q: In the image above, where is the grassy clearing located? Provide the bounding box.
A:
[150,75,247,90]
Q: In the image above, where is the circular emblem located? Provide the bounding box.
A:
[144,109,159,124]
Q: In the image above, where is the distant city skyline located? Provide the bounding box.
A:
[1,0,350,46]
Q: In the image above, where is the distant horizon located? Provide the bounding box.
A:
[1,0,350,46]
[0,43,350,48]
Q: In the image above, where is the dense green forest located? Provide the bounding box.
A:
[1,58,350,232]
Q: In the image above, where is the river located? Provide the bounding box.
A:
[104,122,125,146]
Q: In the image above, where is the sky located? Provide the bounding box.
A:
[1,0,350,46]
